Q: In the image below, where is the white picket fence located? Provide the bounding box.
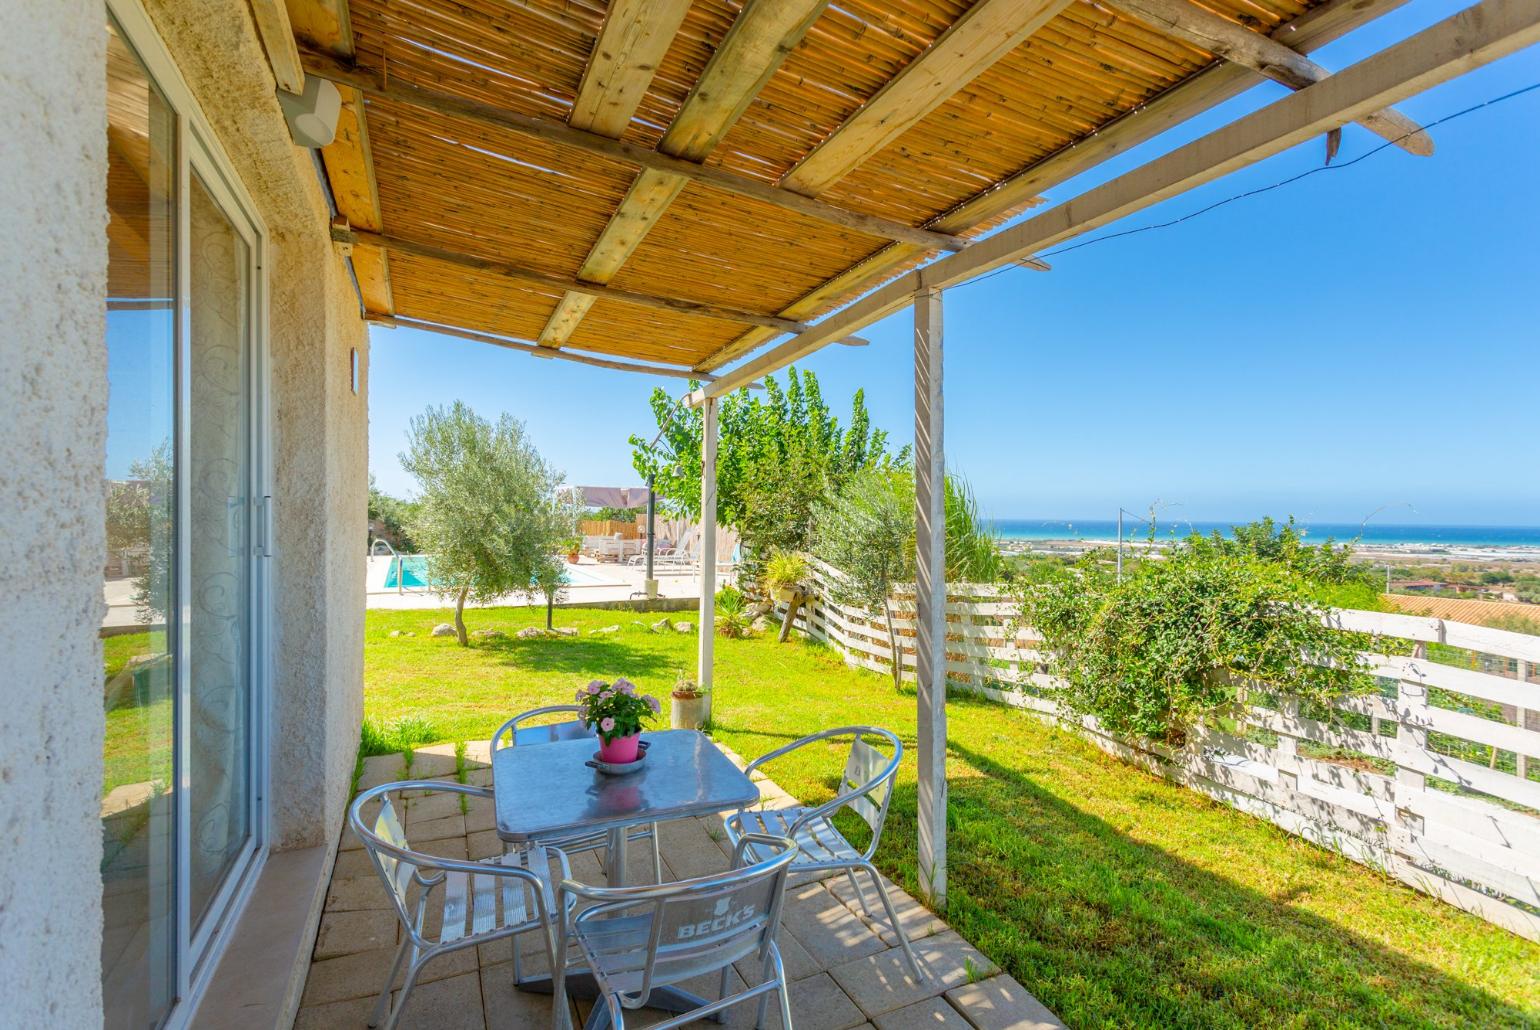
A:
[786,557,1540,941]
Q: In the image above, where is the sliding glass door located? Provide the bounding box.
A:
[103,9,268,1025]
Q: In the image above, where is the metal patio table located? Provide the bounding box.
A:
[494,728,760,1024]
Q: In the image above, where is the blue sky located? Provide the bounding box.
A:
[366,0,1540,526]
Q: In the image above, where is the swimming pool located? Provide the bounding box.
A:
[383,555,619,589]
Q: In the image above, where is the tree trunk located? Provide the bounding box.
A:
[883,595,902,691]
[454,586,469,646]
[546,594,554,631]
[777,595,800,643]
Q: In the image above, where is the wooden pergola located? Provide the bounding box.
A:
[256,0,1539,905]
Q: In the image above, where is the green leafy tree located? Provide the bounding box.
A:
[368,476,421,553]
[124,443,173,624]
[629,367,901,564]
[814,469,915,689]
[401,402,565,645]
[1015,529,1376,746]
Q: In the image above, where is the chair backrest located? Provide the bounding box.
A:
[490,703,592,752]
[835,728,902,842]
[348,783,432,931]
[566,834,797,1005]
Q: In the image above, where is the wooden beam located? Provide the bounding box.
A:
[539,0,832,347]
[697,396,719,722]
[300,48,963,255]
[249,0,305,93]
[913,285,947,909]
[289,0,393,317]
[369,315,717,381]
[331,224,810,333]
[782,0,1074,197]
[283,0,354,58]
[571,0,693,137]
[1107,0,1432,156]
[695,0,1540,402]
[693,0,1411,371]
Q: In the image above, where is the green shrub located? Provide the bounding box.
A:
[763,551,809,594]
[1015,532,1377,746]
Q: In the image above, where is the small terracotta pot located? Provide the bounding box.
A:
[597,732,642,764]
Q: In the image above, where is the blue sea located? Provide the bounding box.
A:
[987,520,1540,550]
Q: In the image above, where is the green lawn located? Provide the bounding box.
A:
[364,605,1540,1029]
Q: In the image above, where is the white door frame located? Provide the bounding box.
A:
[105,1,274,1024]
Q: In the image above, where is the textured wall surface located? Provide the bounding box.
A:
[0,1,109,1024]
[143,0,369,851]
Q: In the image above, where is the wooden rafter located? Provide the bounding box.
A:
[538,0,832,348]
[694,0,1413,372]
[697,0,1540,401]
[298,48,964,254]
[249,0,305,92]
[330,225,811,333]
[780,0,1075,197]
[290,0,394,318]
[1107,0,1432,156]
[570,0,693,137]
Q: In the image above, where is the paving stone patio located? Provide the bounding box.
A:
[295,743,1062,1030]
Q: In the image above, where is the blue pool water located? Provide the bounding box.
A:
[384,556,618,589]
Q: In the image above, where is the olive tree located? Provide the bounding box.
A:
[401,402,565,645]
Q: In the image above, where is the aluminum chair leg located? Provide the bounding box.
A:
[369,935,412,1028]
[863,864,921,980]
[845,868,876,919]
[383,958,427,1030]
[650,822,663,883]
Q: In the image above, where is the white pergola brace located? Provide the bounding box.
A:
[913,284,947,906]
[693,0,1540,402]
[697,396,719,721]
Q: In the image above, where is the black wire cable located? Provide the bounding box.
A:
[956,80,1540,291]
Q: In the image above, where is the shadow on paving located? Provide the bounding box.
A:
[873,737,1535,1029]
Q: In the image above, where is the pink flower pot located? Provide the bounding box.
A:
[597,732,641,764]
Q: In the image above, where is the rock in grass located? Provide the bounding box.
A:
[589,625,620,636]
[431,623,455,637]
[388,630,402,638]
[673,621,693,633]
[554,627,578,636]
[651,617,673,633]
[473,628,506,639]
[515,627,549,639]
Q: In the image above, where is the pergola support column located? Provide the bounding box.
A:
[697,395,719,722]
[913,285,947,906]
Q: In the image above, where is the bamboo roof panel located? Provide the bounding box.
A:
[323,0,1343,376]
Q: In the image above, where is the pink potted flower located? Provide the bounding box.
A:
[575,677,661,764]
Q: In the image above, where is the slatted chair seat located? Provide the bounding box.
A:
[723,727,922,981]
[732,807,862,868]
[433,847,564,944]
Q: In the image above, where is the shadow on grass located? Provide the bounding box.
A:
[877,738,1535,1028]
[474,633,675,680]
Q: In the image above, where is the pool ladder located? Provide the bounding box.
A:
[370,537,406,593]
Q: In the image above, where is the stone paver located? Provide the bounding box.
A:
[945,976,1065,1030]
[296,742,1059,1030]
[875,996,974,1029]
[313,909,398,960]
[828,932,1000,1019]
[827,869,949,947]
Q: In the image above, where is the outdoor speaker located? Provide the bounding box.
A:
[278,76,342,149]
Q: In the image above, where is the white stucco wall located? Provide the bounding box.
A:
[141,0,369,852]
[0,1,109,1025]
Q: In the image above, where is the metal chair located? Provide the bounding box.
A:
[490,705,663,885]
[553,833,799,1030]
[349,781,572,1030]
[722,726,921,979]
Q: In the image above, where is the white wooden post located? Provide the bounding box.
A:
[697,395,718,723]
[1518,659,1530,779]
[914,284,947,907]
[1392,640,1431,861]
